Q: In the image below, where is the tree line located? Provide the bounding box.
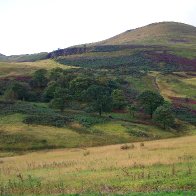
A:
[1,68,175,129]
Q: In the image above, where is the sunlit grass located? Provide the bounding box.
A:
[0,59,74,77]
[0,135,195,194]
[154,72,196,99]
[1,112,191,157]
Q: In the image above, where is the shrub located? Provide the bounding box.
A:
[0,101,69,127]
[120,144,135,150]
[140,142,144,147]
[121,144,130,150]
[23,114,68,127]
[83,150,90,156]
[73,114,107,127]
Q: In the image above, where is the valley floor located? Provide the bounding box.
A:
[0,135,196,195]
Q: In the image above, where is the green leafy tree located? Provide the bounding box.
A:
[32,69,48,88]
[4,82,30,101]
[112,89,126,110]
[106,80,119,91]
[50,98,66,112]
[128,104,136,117]
[3,88,16,101]
[153,105,175,129]
[43,81,59,101]
[138,91,164,118]
[86,85,112,116]
[70,76,95,100]
[49,67,64,81]
[49,87,71,112]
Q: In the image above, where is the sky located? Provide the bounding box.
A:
[0,0,196,55]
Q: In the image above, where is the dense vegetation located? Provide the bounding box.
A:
[1,64,194,155]
[0,21,195,195]
[0,22,195,155]
[0,67,177,128]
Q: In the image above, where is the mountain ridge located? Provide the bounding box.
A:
[0,21,196,63]
[90,21,196,46]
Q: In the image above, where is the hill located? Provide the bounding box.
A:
[0,22,195,150]
[0,22,195,151]
[49,22,196,72]
[0,21,196,194]
[0,52,48,62]
[0,53,7,61]
[96,22,196,46]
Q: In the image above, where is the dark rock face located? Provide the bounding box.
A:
[47,44,165,58]
[48,46,89,58]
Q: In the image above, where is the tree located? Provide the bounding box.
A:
[138,91,164,118]
[4,82,30,101]
[70,76,95,100]
[32,69,48,88]
[106,80,119,93]
[112,89,126,110]
[43,81,59,101]
[128,104,136,117]
[49,67,64,81]
[86,85,112,116]
[50,98,66,112]
[49,87,71,112]
[153,105,175,129]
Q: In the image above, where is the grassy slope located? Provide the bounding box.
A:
[0,52,48,62]
[0,135,195,194]
[2,110,189,157]
[0,22,195,194]
[151,72,196,99]
[0,58,195,157]
[0,59,74,77]
[95,22,196,47]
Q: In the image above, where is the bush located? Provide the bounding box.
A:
[140,142,144,147]
[73,114,107,127]
[23,114,68,127]
[83,150,90,156]
[172,105,196,125]
[120,144,135,150]
[0,101,69,127]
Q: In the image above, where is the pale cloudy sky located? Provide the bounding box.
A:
[0,0,196,55]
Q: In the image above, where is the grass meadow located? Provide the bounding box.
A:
[151,72,196,99]
[1,111,188,158]
[0,60,74,77]
[0,135,195,195]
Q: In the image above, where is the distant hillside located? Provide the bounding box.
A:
[50,22,196,72]
[49,22,196,57]
[1,22,196,72]
[96,22,196,46]
[0,52,48,62]
[0,53,7,61]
